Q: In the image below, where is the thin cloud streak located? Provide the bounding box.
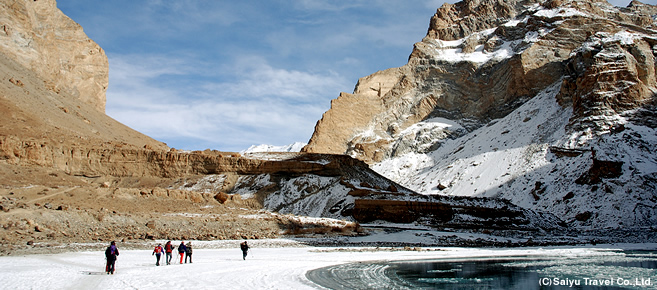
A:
[207,56,349,101]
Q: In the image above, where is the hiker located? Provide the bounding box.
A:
[178,241,187,264]
[164,240,174,265]
[152,243,164,266]
[105,241,119,275]
[185,242,193,263]
[240,241,249,260]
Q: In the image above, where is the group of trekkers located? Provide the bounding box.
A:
[105,240,250,274]
[153,241,192,266]
[152,240,192,266]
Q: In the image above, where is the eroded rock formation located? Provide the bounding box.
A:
[0,0,108,112]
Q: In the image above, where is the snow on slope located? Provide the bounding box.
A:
[374,82,571,199]
[241,142,306,154]
[262,174,354,218]
[373,82,657,229]
[228,173,355,219]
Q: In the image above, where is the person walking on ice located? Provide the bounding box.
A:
[105,241,119,274]
[240,241,249,260]
[152,243,164,266]
[178,241,187,264]
[164,240,174,265]
[185,242,193,263]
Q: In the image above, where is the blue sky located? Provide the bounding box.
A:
[57,0,644,152]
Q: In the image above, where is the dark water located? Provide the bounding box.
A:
[392,257,544,289]
[307,251,657,289]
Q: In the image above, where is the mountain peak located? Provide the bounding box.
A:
[304,0,656,163]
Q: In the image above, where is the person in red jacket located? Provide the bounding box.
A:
[152,244,164,266]
[164,241,174,265]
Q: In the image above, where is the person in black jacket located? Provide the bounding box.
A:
[105,241,119,274]
[240,241,249,260]
[185,242,193,263]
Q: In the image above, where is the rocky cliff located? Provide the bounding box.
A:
[0,0,108,112]
[0,0,169,153]
[304,0,657,163]
[304,0,657,230]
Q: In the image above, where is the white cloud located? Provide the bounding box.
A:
[293,0,363,12]
[105,53,347,151]
[206,56,348,101]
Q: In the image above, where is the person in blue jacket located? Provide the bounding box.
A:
[178,241,187,264]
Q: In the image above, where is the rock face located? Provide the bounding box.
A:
[0,136,369,180]
[305,0,657,231]
[303,0,657,164]
[0,0,108,112]
[352,196,563,231]
[0,0,167,152]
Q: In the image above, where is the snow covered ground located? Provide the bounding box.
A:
[1,239,655,289]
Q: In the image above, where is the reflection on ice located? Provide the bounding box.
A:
[426,268,462,273]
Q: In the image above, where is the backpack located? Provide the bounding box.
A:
[154,246,162,254]
[105,246,116,258]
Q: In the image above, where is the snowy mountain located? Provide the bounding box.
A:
[373,81,657,230]
[305,0,657,231]
[241,142,307,154]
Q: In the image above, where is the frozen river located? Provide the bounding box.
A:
[1,240,655,289]
[308,250,657,289]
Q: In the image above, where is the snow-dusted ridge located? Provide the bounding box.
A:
[374,75,657,230]
[241,142,306,154]
[374,82,570,199]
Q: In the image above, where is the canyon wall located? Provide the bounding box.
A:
[0,0,108,112]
